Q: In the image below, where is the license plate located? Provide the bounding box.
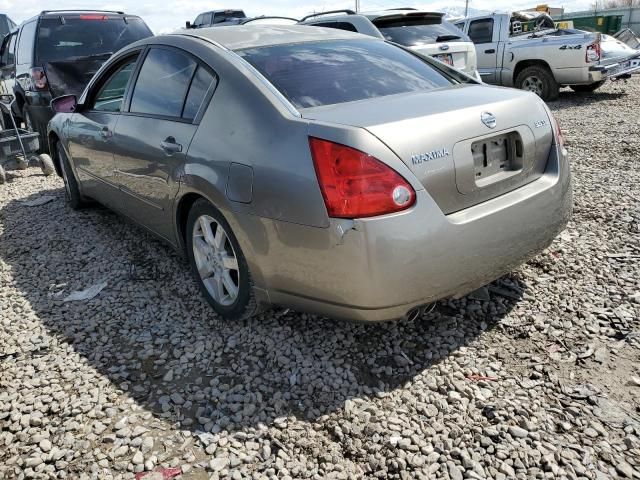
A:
[434,53,454,66]
[471,132,524,185]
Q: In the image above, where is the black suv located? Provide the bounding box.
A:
[0,10,152,152]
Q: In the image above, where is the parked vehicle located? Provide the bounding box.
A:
[186,10,247,29]
[299,9,480,80]
[614,28,640,70]
[454,11,640,100]
[0,14,16,41]
[48,25,571,322]
[0,10,152,154]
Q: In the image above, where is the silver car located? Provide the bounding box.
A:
[48,26,572,322]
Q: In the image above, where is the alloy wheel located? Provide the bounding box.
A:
[192,215,240,306]
[522,76,544,96]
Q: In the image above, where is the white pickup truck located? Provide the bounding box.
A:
[454,11,640,101]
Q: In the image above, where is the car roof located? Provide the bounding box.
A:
[178,24,372,50]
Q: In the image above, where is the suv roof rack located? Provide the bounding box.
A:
[40,9,125,15]
[242,16,298,23]
[385,7,418,10]
[300,9,356,22]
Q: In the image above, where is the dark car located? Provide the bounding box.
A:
[186,10,246,29]
[0,14,16,40]
[0,10,152,153]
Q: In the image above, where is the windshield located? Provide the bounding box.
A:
[237,39,456,109]
[36,16,152,63]
[375,17,471,46]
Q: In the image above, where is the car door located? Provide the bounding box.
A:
[66,53,141,202]
[467,18,499,84]
[0,32,17,97]
[112,46,217,240]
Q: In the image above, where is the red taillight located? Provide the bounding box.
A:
[586,42,601,62]
[309,137,416,218]
[79,14,108,20]
[550,112,565,149]
[30,68,47,91]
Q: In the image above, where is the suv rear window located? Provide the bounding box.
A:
[238,39,454,109]
[374,17,471,46]
[36,16,152,63]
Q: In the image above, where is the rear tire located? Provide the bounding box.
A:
[515,65,560,102]
[23,106,48,154]
[186,199,257,321]
[56,142,86,210]
[570,80,606,93]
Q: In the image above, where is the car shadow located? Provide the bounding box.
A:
[0,188,526,436]
[556,89,628,105]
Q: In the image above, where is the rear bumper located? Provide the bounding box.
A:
[246,145,572,322]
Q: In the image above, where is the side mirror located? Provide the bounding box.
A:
[51,95,77,113]
[185,21,192,29]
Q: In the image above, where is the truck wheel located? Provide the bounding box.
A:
[570,80,606,93]
[515,65,560,102]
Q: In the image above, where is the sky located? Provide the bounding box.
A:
[2,0,594,33]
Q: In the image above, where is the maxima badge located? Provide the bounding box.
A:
[481,112,497,129]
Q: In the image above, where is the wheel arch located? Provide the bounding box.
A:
[513,59,554,84]
[174,179,266,288]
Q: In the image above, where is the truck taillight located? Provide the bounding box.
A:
[309,137,416,218]
[30,68,48,91]
[586,42,601,62]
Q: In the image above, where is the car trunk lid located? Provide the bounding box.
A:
[301,85,553,214]
[411,42,477,77]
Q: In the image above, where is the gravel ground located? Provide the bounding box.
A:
[1,78,639,480]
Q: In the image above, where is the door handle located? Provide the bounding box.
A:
[484,49,496,54]
[160,136,182,154]
[100,127,112,139]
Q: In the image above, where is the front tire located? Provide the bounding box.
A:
[186,199,257,321]
[515,65,560,102]
[56,142,87,210]
[570,80,606,93]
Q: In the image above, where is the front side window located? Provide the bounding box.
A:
[92,56,138,112]
[238,39,455,109]
[130,48,197,118]
[17,21,36,65]
[468,19,494,44]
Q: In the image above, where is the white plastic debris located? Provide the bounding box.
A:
[21,195,56,207]
[63,281,108,302]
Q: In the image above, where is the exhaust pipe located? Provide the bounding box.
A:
[406,307,421,322]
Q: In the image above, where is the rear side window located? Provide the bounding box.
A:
[36,16,152,63]
[182,66,217,120]
[213,11,245,24]
[313,22,358,33]
[130,48,197,118]
[375,17,471,46]
[468,19,494,44]
[17,21,36,65]
[238,39,454,109]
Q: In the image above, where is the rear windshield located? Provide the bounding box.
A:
[36,16,152,63]
[375,17,471,46]
[237,39,455,109]
[213,11,246,24]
